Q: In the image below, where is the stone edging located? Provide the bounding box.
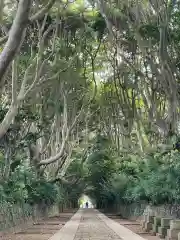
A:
[98,211,146,240]
[48,209,82,240]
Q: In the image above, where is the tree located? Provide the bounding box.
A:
[1,0,180,218]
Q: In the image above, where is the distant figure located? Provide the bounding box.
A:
[85,201,89,208]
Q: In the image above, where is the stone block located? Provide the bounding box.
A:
[152,224,159,234]
[145,222,153,232]
[143,221,146,229]
[157,233,166,239]
[154,216,161,226]
[161,218,173,228]
[147,215,154,223]
[158,226,168,238]
[178,232,180,240]
[143,205,156,217]
[151,232,156,236]
[170,220,180,230]
[167,228,180,240]
[141,220,146,228]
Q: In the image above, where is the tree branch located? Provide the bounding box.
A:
[0,57,19,139]
[0,104,18,139]
[0,0,56,46]
[30,0,56,22]
[0,0,31,83]
[38,103,84,166]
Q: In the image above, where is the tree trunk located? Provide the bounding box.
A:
[0,0,31,83]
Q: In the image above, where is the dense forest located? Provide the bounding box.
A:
[0,0,180,222]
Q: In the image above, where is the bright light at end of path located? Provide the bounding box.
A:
[78,194,95,208]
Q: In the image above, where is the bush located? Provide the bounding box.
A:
[0,163,68,206]
[93,150,180,207]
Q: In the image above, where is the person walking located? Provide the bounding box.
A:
[85,201,89,208]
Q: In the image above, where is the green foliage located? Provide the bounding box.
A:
[91,12,106,39]
[139,24,159,41]
[0,158,75,206]
[3,0,180,214]
[84,134,115,207]
[26,180,58,205]
[95,150,180,207]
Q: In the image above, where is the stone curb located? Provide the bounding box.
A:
[48,209,82,240]
[98,211,146,240]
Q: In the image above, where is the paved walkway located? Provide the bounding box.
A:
[74,209,120,240]
[50,209,146,240]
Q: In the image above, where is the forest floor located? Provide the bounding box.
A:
[0,209,76,240]
[105,213,159,240]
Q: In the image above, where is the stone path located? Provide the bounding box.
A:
[1,209,148,240]
[52,209,146,240]
[74,209,121,240]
